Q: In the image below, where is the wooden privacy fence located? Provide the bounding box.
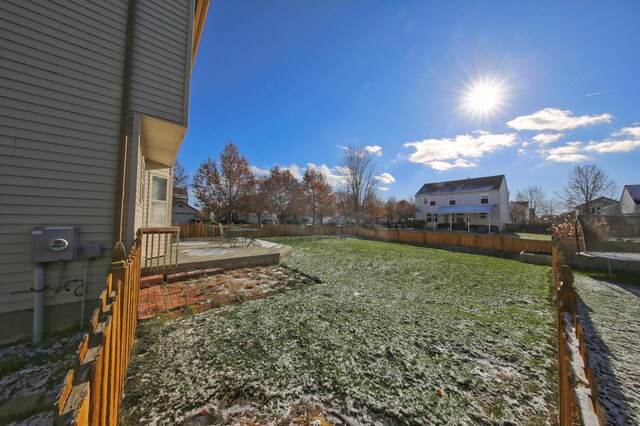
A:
[178,223,550,254]
[552,243,603,425]
[341,226,552,255]
[178,223,340,239]
[54,233,142,425]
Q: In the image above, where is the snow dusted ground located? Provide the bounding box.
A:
[574,274,640,425]
[0,332,82,424]
[121,237,557,425]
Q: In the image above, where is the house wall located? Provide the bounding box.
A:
[414,180,508,231]
[620,190,639,215]
[130,0,192,126]
[0,1,128,337]
[0,0,196,341]
[416,190,499,224]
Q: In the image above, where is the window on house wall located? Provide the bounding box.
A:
[430,200,436,206]
[424,198,428,204]
[433,213,438,222]
[150,175,168,227]
[449,197,456,206]
[480,213,487,219]
[481,195,488,204]
[426,213,431,222]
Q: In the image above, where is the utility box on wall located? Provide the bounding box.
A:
[31,227,79,263]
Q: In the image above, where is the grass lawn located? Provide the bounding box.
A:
[122,237,556,425]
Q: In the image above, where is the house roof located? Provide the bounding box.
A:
[172,200,198,213]
[173,187,188,200]
[624,185,640,204]
[436,204,497,214]
[574,196,618,209]
[416,175,505,196]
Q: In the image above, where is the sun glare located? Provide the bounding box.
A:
[460,77,507,120]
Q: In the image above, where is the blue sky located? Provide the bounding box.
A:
[179,0,640,201]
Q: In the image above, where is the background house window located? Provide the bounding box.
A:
[424,198,428,204]
[150,175,168,227]
[480,213,487,219]
[481,195,488,204]
[449,198,456,205]
[430,200,436,206]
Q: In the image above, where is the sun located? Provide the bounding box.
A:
[460,77,507,120]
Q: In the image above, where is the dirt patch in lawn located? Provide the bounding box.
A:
[139,266,320,319]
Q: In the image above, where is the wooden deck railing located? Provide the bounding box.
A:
[178,223,551,254]
[54,232,142,425]
[140,227,180,273]
[552,243,604,425]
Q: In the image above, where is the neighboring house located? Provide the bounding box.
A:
[0,0,210,342]
[415,175,509,232]
[509,201,531,224]
[574,197,618,216]
[620,185,640,216]
[172,188,199,224]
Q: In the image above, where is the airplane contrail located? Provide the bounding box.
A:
[586,90,609,97]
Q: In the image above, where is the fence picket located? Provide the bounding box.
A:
[55,233,141,425]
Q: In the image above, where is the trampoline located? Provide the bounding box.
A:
[576,214,640,276]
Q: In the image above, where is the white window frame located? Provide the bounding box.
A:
[481,194,488,204]
[148,172,170,227]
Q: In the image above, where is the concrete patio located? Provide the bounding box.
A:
[141,238,292,276]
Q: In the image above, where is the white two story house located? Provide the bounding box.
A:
[415,175,509,233]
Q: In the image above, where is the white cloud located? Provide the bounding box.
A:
[250,165,270,177]
[306,163,347,187]
[364,145,383,156]
[540,125,640,162]
[379,186,389,191]
[532,133,564,145]
[403,131,516,171]
[506,108,611,131]
[613,126,640,138]
[375,172,396,184]
[282,164,304,180]
[544,142,591,163]
[584,139,640,154]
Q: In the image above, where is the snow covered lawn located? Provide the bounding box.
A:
[121,236,557,425]
[574,273,640,425]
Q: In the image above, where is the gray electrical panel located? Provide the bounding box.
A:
[31,227,79,262]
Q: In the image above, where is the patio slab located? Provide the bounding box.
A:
[141,239,292,276]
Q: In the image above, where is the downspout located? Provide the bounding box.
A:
[113,0,137,248]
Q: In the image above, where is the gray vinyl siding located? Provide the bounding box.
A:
[0,0,127,314]
[130,0,191,125]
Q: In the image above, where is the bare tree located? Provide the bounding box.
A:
[340,146,379,226]
[558,164,617,214]
[173,159,189,188]
[515,185,546,223]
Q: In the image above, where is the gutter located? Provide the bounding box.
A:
[113,0,137,248]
